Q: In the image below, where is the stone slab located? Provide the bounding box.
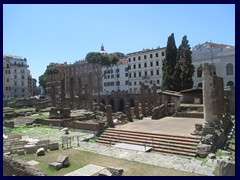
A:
[64,164,105,176]
[112,143,152,152]
[27,160,39,166]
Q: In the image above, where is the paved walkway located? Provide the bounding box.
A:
[74,142,217,176]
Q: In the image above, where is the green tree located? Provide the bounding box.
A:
[38,67,59,93]
[162,33,177,90]
[177,35,195,90]
[85,52,119,102]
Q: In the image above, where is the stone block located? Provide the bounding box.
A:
[218,160,235,176]
[202,126,215,135]
[3,120,14,128]
[195,123,203,131]
[24,144,37,154]
[49,142,59,151]
[36,148,45,156]
[49,162,63,171]
[17,149,25,155]
[106,167,124,176]
[98,169,113,176]
[57,155,70,167]
[196,144,213,158]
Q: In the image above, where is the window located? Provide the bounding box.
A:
[133,57,136,61]
[133,64,136,69]
[6,87,8,91]
[125,67,128,71]
[14,81,17,86]
[14,75,17,79]
[116,68,120,73]
[8,70,11,74]
[151,70,154,76]
[198,83,202,87]
[138,56,141,60]
[5,70,7,74]
[116,81,120,86]
[156,53,159,57]
[139,81,141,85]
[227,81,234,87]
[20,69,25,73]
[197,66,202,77]
[134,72,136,78]
[129,73,131,78]
[138,64,141,68]
[22,89,25,93]
[116,74,120,78]
[156,61,159,66]
[150,80,153,84]
[111,69,113,73]
[226,63,233,75]
[125,73,128,77]
[144,55,147,59]
[150,62,153,67]
[7,64,10,68]
[129,82,132,86]
[139,72,142,77]
[145,71,147,76]
[162,52,165,56]
[128,58,131,62]
[156,70,159,75]
[125,81,129,85]
[111,75,114,78]
[7,78,9,82]
[128,65,131,70]
[157,80,160,84]
[144,63,147,68]
[210,65,216,76]
[134,82,137,85]
[22,75,25,79]
[150,54,153,58]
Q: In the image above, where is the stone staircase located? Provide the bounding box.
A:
[96,128,202,157]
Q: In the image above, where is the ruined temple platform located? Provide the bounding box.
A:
[115,116,204,137]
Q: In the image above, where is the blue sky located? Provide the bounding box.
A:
[3,4,235,85]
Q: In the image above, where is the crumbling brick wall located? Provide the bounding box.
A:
[3,155,45,176]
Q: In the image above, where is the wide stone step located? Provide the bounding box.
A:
[107,128,201,140]
[99,134,198,149]
[102,131,199,145]
[97,137,197,153]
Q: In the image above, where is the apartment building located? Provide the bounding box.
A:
[191,42,235,89]
[127,47,166,93]
[3,54,34,100]
[102,57,129,94]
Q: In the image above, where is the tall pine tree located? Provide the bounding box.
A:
[178,35,195,90]
[162,33,177,90]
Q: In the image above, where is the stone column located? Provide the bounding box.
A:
[51,84,56,107]
[147,87,153,116]
[60,79,65,108]
[126,104,133,122]
[216,77,224,121]
[203,63,214,125]
[88,73,93,110]
[140,83,146,116]
[70,77,74,109]
[84,84,88,108]
[152,82,157,107]
[78,77,82,109]
[134,101,140,119]
[106,105,115,128]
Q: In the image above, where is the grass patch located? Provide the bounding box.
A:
[27,113,49,119]
[13,148,199,176]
